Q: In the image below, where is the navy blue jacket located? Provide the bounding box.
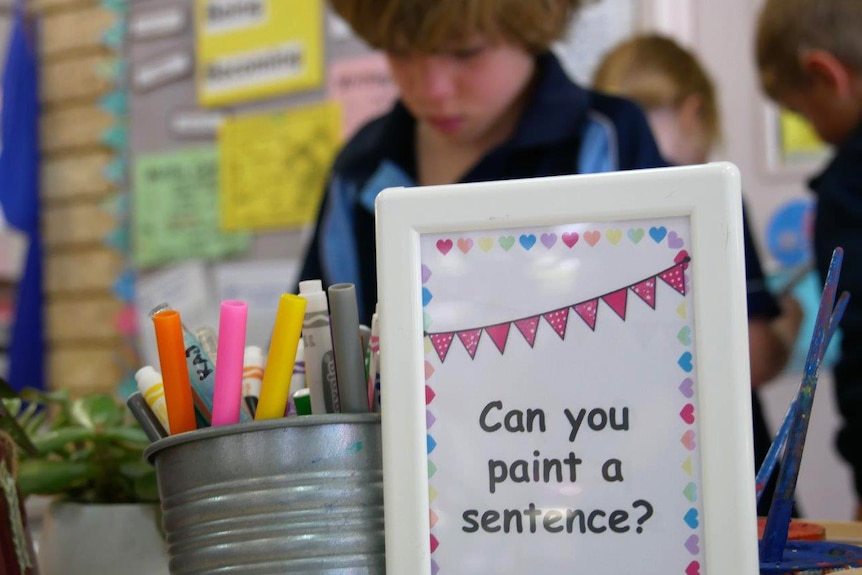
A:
[810,120,862,496]
[300,52,777,325]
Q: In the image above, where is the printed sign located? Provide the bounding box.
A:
[376,165,758,574]
[195,0,324,107]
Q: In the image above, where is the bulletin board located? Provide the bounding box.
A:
[376,164,758,574]
[127,0,398,369]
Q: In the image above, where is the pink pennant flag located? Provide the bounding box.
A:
[429,333,455,362]
[457,329,483,359]
[659,264,687,295]
[514,316,540,347]
[574,299,598,331]
[485,323,511,354]
[602,288,629,320]
[543,308,569,340]
[630,277,657,309]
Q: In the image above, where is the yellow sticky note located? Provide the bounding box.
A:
[219,102,342,231]
[195,0,324,107]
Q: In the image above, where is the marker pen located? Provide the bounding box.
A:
[328,283,367,413]
[256,293,306,420]
[242,345,265,417]
[135,365,170,433]
[211,300,247,426]
[299,280,339,414]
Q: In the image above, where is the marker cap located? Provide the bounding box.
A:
[293,388,312,416]
[298,279,323,295]
[244,345,264,367]
[135,365,162,394]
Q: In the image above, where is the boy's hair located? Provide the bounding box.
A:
[592,34,720,145]
[756,0,862,99]
[329,0,595,54]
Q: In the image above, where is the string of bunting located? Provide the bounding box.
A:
[426,254,691,363]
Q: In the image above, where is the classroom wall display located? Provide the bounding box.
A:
[128,0,378,368]
[376,163,758,574]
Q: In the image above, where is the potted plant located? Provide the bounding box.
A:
[1,387,168,575]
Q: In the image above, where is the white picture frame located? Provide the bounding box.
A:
[376,163,758,574]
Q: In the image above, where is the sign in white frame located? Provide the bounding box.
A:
[376,163,758,575]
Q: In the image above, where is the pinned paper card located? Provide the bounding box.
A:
[218,102,341,231]
[195,0,324,107]
[376,164,758,574]
[133,146,250,267]
[129,5,188,41]
[779,110,825,159]
[134,260,215,369]
[212,258,300,348]
[328,53,398,139]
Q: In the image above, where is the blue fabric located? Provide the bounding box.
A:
[577,112,616,174]
[0,7,44,391]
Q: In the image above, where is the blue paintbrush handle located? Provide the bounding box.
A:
[755,290,849,503]
[760,248,844,562]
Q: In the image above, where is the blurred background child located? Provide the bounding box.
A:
[755,0,862,519]
[299,0,666,324]
[595,34,804,515]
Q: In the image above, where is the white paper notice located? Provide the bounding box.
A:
[212,259,300,349]
[135,261,215,369]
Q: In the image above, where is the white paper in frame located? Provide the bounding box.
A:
[375,163,758,575]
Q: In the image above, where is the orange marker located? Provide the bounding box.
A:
[153,310,197,434]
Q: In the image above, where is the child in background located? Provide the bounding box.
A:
[755,0,862,519]
[594,34,803,515]
[299,0,666,325]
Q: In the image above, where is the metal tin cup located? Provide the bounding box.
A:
[144,414,384,575]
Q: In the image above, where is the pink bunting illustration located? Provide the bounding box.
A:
[427,257,690,362]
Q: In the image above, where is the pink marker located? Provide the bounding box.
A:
[211,300,248,426]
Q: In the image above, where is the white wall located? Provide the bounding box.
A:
[642,0,855,520]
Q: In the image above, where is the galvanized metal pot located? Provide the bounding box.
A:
[144,414,385,575]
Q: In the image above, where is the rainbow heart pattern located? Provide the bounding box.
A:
[428,227,687,254]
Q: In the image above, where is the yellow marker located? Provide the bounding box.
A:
[135,365,171,433]
[256,293,307,419]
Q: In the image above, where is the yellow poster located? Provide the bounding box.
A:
[219,102,342,231]
[780,109,825,157]
[195,0,324,107]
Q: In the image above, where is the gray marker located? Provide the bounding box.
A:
[127,392,168,442]
[327,283,368,413]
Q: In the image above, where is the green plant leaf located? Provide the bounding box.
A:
[0,378,19,399]
[103,427,149,447]
[32,428,94,454]
[17,460,99,496]
[119,460,153,480]
[70,394,124,429]
[23,410,47,436]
